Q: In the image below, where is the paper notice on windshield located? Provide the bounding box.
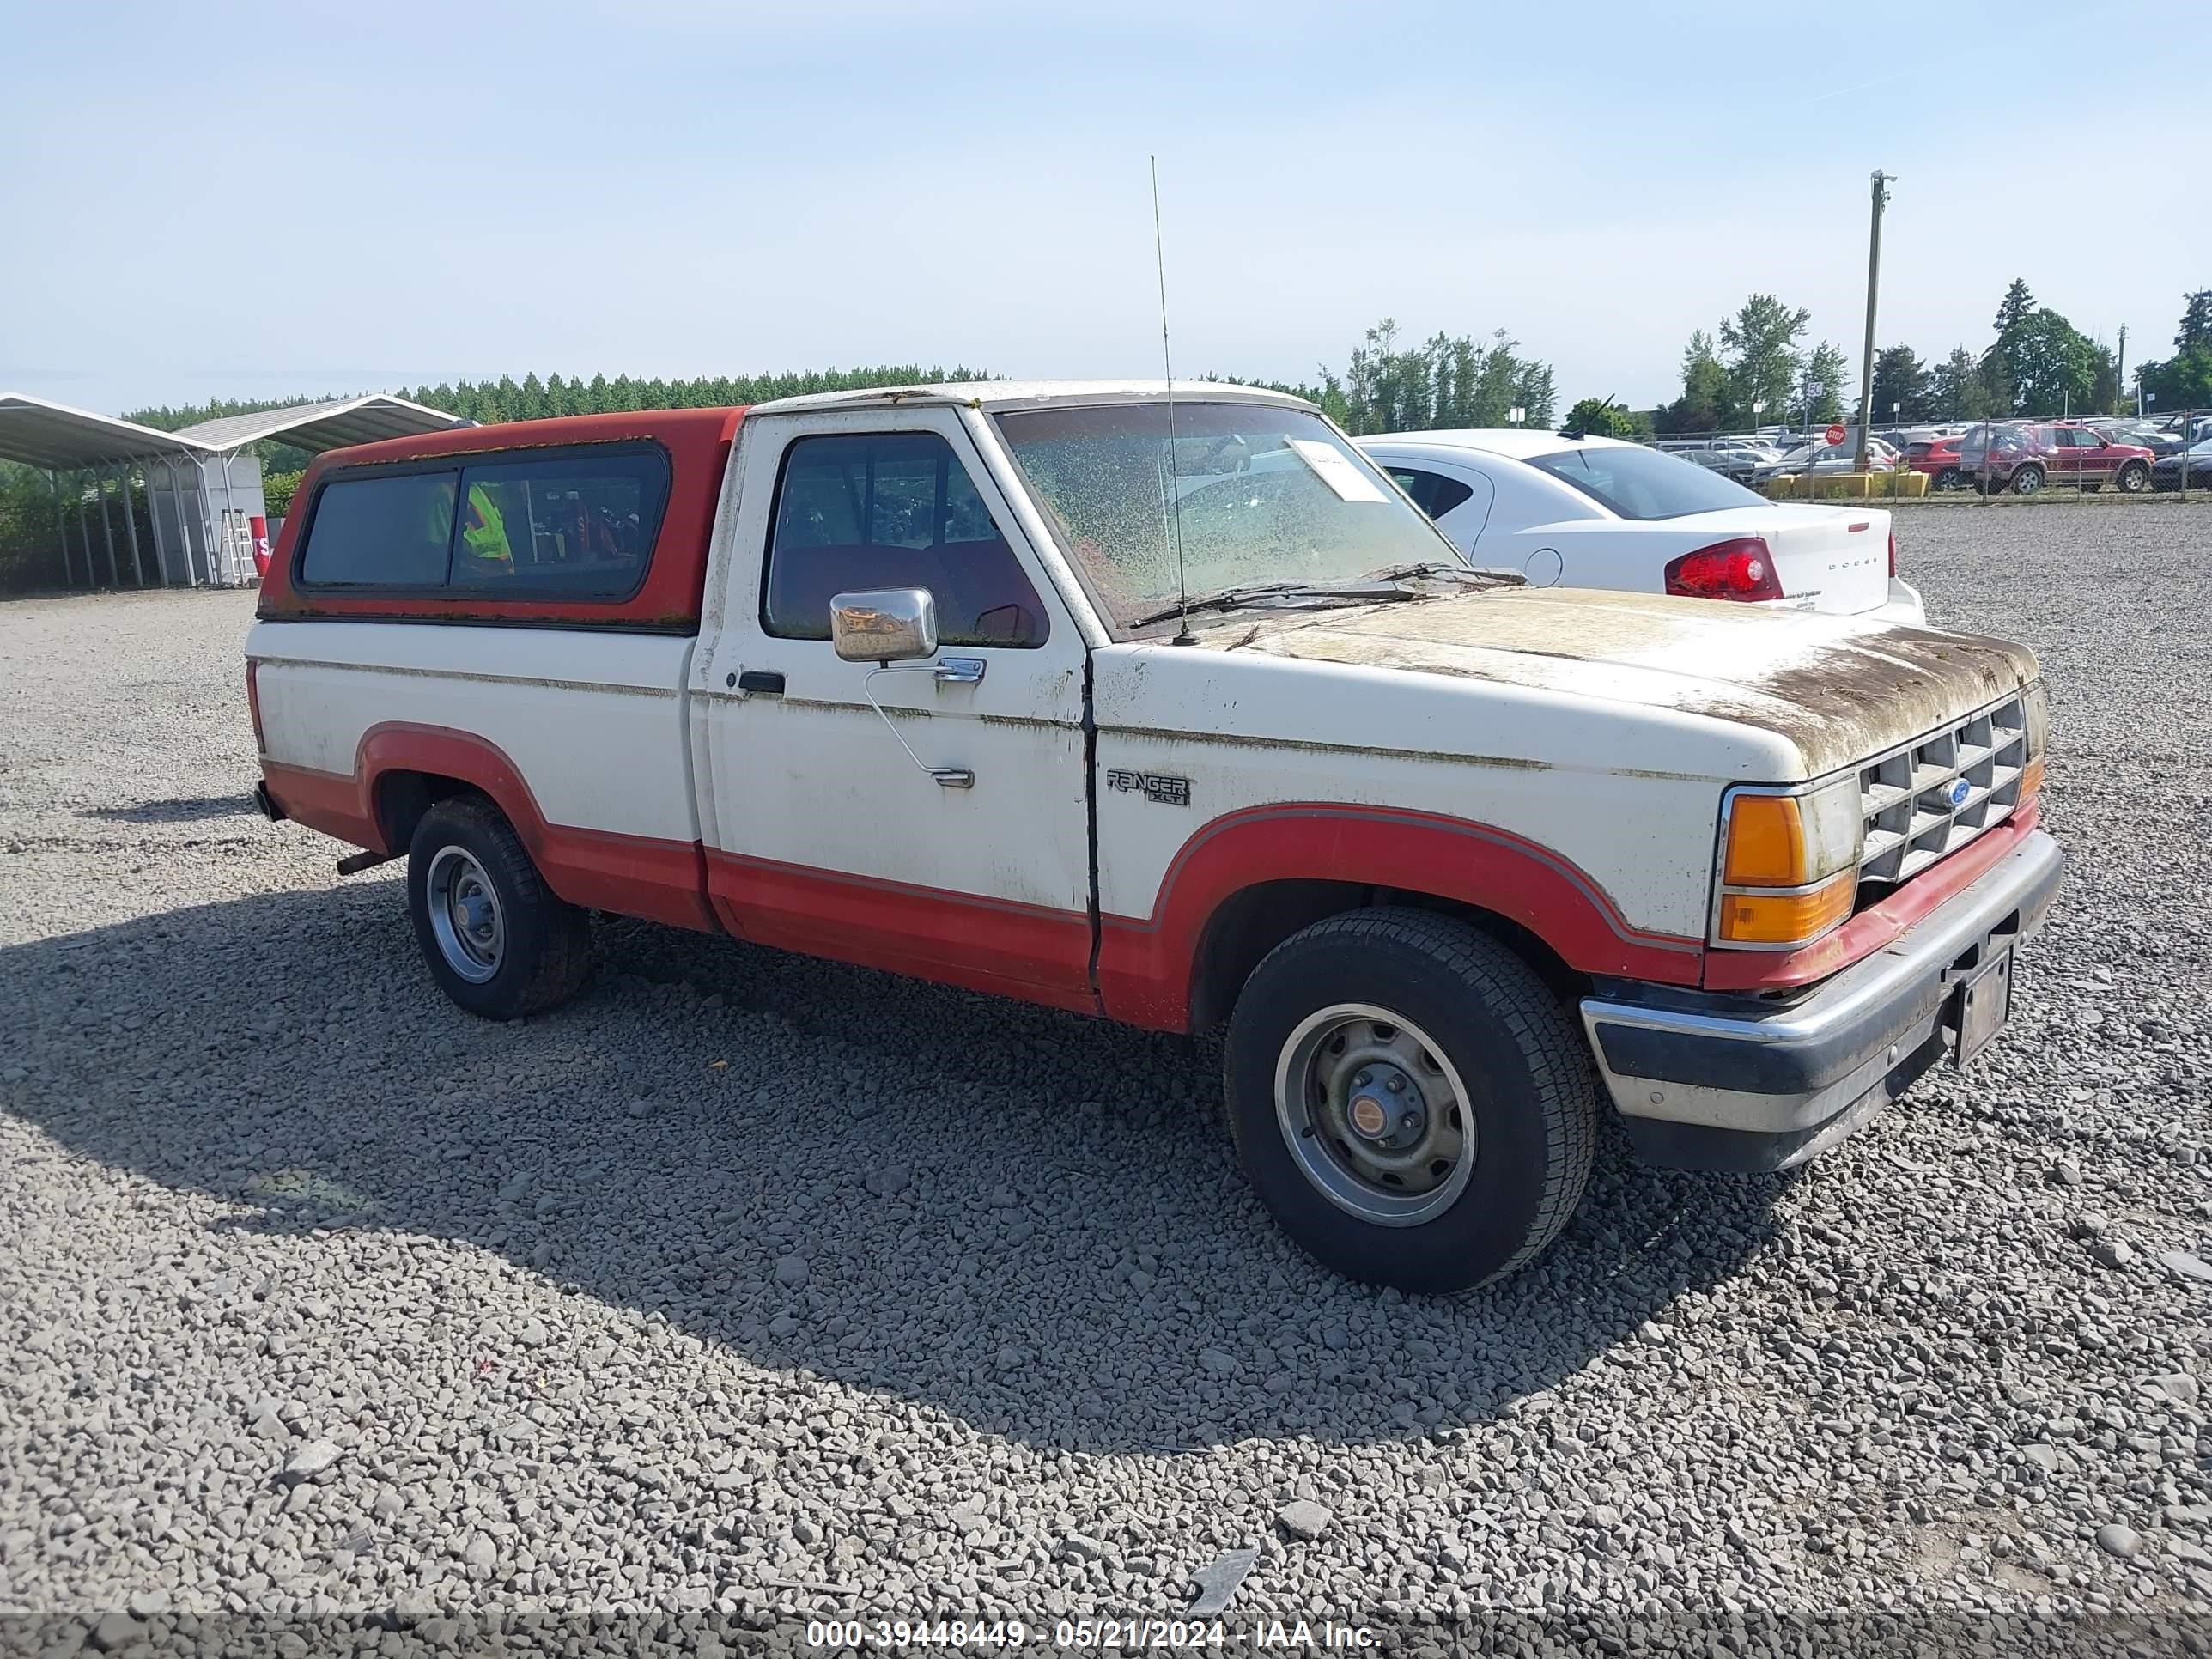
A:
[1286,438,1389,503]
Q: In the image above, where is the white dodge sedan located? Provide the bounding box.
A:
[1357,430,1926,625]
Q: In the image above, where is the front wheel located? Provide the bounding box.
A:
[407,796,592,1020]
[2117,461,2150,493]
[2011,465,2045,495]
[1224,908,1597,1293]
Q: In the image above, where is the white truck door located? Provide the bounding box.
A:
[690,406,1097,1010]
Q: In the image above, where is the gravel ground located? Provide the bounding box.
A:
[3,503,2209,1657]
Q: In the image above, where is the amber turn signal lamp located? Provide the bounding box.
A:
[1722,794,1808,886]
[1717,872,1856,945]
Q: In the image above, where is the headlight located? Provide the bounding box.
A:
[1712,775,1862,949]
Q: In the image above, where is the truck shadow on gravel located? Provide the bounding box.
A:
[1,882,1784,1453]
[77,793,259,825]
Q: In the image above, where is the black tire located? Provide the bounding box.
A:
[1223,908,1597,1294]
[2117,461,2150,493]
[1935,466,1961,491]
[406,795,592,1020]
[2011,465,2045,495]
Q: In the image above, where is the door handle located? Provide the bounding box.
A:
[736,670,785,695]
[933,657,986,686]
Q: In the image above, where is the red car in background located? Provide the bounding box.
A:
[1905,434,1966,489]
[1966,422,2157,494]
[2043,423,2157,492]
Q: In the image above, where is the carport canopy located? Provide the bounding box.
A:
[171,393,469,453]
[0,392,217,468]
[2,391,471,591]
[0,391,468,470]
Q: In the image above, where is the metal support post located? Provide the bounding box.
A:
[51,471,72,588]
[76,481,95,586]
[116,465,146,586]
[144,459,172,583]
[95,469,121,585]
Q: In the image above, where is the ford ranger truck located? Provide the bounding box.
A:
[246,383,2063,1293]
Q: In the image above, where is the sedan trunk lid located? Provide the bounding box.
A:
[1671,504,1892,616]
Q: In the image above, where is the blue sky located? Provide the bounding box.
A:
[3,0,2205,416]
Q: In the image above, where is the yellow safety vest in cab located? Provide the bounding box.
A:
[459,483,514,571]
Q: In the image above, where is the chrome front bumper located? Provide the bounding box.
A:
[1579,829,2064,1172]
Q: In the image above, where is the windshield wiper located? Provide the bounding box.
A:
[1358,560,1528,587]
[1130,580,1428,630]
[1130,564,1528,630]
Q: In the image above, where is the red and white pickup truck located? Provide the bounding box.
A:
[247,381,2063,1291]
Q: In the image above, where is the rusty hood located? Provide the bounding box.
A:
[1202,586,2040,778]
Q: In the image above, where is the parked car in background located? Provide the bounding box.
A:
[2149,436,2212,492]
[2078,418,2169,452]
[1965,423,2154,493]
[1675,442,1770,484]
[1358,430,1923,624]
[1905,434,1967,489]
[1755,440,1898,483]
[1960,422,2021,482]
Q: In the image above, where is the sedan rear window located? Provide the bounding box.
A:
[1523,446,1765,520]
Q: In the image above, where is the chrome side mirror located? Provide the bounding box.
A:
[830,588,939,664]
[827,586,975,789]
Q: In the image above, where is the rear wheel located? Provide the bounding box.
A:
[2117,460,2150,493]
[407,796,592,1020]
[1934,466,1962,491]
[2011,464,2045,495]
[1223,908,1597,1293]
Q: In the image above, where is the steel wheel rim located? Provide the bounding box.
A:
[426,845,505,983]
[1274,1002,1476,1227]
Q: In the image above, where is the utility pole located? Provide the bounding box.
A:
[2116,325,2127,416]
[1853,170,1893,472]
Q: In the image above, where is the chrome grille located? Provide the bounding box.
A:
[1857,693,2029,888]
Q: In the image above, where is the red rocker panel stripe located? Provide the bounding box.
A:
[1096,802,1706,1030]
[703,850,1098,1014]
[261,725,719,935]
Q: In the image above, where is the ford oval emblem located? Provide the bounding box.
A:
[1948,778,1972,806]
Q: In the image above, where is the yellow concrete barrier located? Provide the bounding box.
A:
[1762,472,1929,501]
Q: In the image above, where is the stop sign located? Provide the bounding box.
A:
[1825,423,1847,446]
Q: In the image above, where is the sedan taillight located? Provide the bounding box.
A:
[1665,537,1784,602]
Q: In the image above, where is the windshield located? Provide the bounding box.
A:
[992,402,1460,630]
[1524,444,1766,520]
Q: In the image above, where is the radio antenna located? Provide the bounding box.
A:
[1151,155,1194,646]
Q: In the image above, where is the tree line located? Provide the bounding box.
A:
[1650,280,2211,435]
[9,289,2203,591]
[1229,319,1557,435]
